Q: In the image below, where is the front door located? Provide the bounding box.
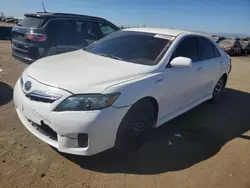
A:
[160,36,204,119]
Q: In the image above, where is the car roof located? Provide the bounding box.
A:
[25,12,107,22]
[123,27,195,37]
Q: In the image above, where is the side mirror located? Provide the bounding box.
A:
[170,57,192,68]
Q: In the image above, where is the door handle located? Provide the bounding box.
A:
[220,61,223,65]
[197,68,203,72]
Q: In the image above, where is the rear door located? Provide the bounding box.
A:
[197,37,221,97]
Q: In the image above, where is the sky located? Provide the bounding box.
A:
[1,0,250,36]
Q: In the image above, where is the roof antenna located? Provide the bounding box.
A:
[42,2,47,13]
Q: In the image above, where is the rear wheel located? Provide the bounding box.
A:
[115,99,156,153]
[210,75,226,103]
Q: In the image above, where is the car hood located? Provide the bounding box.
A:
[26,50,153,93]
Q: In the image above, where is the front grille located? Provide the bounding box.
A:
[29,120,58,141]
[26,94,56,103]
[25,91,61,104]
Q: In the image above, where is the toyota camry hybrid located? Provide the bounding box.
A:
[14,28,231,156]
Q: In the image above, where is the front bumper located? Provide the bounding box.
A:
[14,76,130,156]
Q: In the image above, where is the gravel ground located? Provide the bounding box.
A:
[0,22,15,27]
[0,40,250,188]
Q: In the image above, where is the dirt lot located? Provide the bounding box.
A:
[0,40,250,188]
[0,22,15,27]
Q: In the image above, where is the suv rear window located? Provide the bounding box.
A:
[17,17,45,28]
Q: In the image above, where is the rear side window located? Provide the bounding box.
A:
[76,21,117,40]
[99,23,116,36]
[197,37,215,60]
[213,45,221,57]
[46,19,118,46]
[17,17,45,28]
[172,37,199,62]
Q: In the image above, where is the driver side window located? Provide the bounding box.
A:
[171,37,199,62]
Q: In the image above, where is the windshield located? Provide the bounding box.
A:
[218,40,233,47]
[17,16,45,28]
[84,31,172,65]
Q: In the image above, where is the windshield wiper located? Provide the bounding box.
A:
[97,53,124,61]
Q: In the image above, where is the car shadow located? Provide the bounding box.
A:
[59,88,250,174]
[0,82,13,106]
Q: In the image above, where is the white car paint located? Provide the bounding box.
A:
[14,28,230,156]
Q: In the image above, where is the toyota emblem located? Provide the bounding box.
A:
[24,81,32,91]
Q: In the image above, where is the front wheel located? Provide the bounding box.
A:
[210,76,226,103]
[115,99,156,154]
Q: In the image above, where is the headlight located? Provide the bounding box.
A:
[54,93,120,112]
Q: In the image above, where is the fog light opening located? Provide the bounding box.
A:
[78,133,88,148]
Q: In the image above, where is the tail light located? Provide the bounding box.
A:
[25,33,47,42]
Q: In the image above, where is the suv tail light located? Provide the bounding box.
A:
[25,33,47,42]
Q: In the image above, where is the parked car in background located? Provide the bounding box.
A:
[12,12,119,63]
[15,19,22,24]
[2,17,12,21]
[210,35,220,43]
[218,39,242,56]
[239,40,250,54]
[14,28,231,156]
[6,18,16,23]
[245,41,250,54]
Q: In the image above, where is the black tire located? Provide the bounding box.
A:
[115,99,156,154]
[209,76,226,103]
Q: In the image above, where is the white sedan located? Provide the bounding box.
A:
[14,28,231,156]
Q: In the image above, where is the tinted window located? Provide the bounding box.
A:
[46,20,117,46]
[99,23,116,36]
[213,45,221,57]
[172,37,198,62]
[17,17,45,28]
[198,37,215,60]
[47,20,77,46]
[85,31,171,65]
[76,21,117,44]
